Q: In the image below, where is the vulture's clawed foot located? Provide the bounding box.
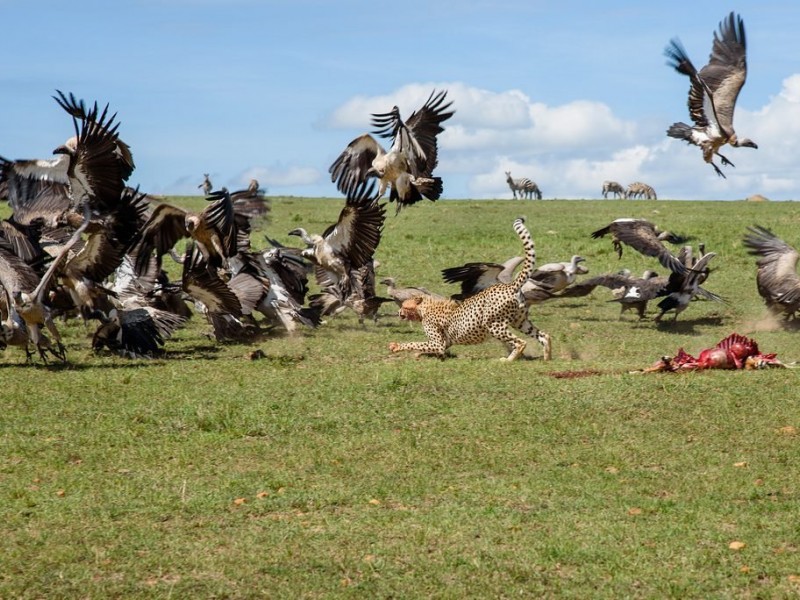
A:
[49,342,68,362]
[718,154,735,168]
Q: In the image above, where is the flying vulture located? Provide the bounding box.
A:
[664,12,757,177]
[591,218,688,274]
[329,89,454,213]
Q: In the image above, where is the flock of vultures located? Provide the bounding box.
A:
[0,12,797,365]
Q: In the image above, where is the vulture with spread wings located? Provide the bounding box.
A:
[742,226,800,320]
[591,218,688,274]
[329,90,454,213]
[664,12,757,177]
[289,181,385,295]
[133,189,239,276]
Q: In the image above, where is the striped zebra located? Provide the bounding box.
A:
[602,180,626,199]
[505,171,542,200]
[626,182,657,200]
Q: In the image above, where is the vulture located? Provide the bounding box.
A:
[0,249,43,358]
[591,218,688,274]
[559,270,669,319]
[55,186,150,316]
[288,181,385,295]
[654,252,722,322]
[181,242,255,342]
[256,248,321,333]
[529,255,588,293]
[231,180,270,221]
[329,89,454,213]
[441,256,524,301]
[309,260,393,325]
[52,95,133,217]
[442,255,586,303]
[52,90,135,181]
[742,226,800,320]
[0,154,72,227]
[0,213,90,362]
[665,12,757,178]
[1,91,133,224]
[381,277,444,306]
[133,188,239,276]
[91,304,186,358]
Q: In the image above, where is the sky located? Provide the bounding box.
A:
[2,1,800,201]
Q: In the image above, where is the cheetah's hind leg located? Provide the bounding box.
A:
[517,318,552,361]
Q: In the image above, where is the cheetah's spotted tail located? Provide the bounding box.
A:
[511,217,535,292]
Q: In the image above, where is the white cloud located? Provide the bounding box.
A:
[326,82,532,131]
[324,76,800,200]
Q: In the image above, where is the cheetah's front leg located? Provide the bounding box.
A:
[389,325,448,358]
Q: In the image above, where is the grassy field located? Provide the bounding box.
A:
[2,196,800,598]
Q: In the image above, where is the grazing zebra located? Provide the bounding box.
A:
[505,171,542,200]
[198,173,213,195]
[626,182,657,200]
[602,180,627,199]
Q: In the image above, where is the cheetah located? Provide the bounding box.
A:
[388,217,552,361]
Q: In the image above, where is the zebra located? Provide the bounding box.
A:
[626,182,657,200]
[602,180,627,199]
[505,171,542,200]
[198,173,213,196]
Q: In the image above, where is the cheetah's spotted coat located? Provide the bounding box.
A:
[388,218,552,361]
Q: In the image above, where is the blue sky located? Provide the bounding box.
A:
[2,1,799,200]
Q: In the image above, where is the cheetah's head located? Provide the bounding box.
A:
[398,297,425,322]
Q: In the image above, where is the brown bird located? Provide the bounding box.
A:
[665,12,757,177]
[133,188,239,276]
[654,252,722,322]
[0,155,72,228]
[380,277,444,306]
[91,304,186,359]
[289,181,385,295]
[52,94,133,216]
[441,256,524,300]
[180,242,255,342]
[329,90,454,213]
[591,218,688,274]
[0,211,90,362]
[742,226,800,320]
[559,270,668,319]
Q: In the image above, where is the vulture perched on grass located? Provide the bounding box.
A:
[91,304,186,359]
[329,89,454,213]
[664,12,757,177]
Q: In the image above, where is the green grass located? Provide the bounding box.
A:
[2,197,800,598]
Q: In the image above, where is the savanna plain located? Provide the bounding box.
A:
[2,196,799,598]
